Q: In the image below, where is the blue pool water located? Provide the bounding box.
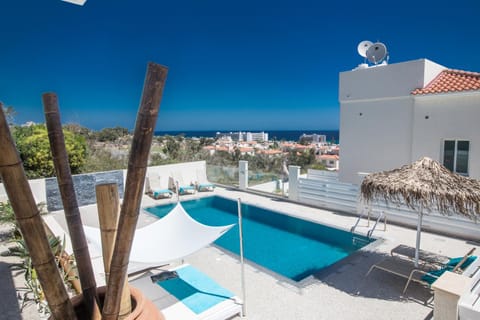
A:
[145,196,373,282]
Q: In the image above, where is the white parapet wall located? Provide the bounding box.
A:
[1,161,210,209]
[0,177,47,205]
[141,160,209,190]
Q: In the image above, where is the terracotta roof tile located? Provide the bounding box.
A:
[412,69,480,95]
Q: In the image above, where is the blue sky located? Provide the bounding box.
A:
[1,0,479,131]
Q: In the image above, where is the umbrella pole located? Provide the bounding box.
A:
[415,206,423,268]
[237,198,247,318]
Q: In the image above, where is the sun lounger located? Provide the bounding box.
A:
[391,245,477,270]
[130,264,242,320]
[367,248,477,293]
[169,171,196,195]
[196,169,215,192]
[145,175,173,199]
[391,244,450,266]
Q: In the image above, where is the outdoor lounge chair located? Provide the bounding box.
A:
[145,175,173,199]
[391,245,477,270]
[367,248,477,293]
[130,264,242,320]
[169,171,196,195]
[195,169,215,192]
[390,244,450,266]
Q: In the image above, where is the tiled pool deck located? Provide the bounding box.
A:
[3,186,480,319]
[141,188,479,319]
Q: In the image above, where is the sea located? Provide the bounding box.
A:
[154,130,339,143]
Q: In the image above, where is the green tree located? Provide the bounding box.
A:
[287,148,316,169]
[12,124,87,178]
[96,126,129,142]
[162,135,181,159]
[63,123,94,140]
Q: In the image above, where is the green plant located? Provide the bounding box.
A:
[0,201,47,239]
[12,124,87,178]
[0,201,15,224]
[6,234,77,318]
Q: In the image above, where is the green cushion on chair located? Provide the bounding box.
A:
[421,267,449,285]
[447,256,477,270]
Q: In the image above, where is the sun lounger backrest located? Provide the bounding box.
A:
[145,174,166,192]
[452,248,476,272]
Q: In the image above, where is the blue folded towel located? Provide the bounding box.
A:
[421,267,449,285]
[156,265,234,314]
[446,256,477,270]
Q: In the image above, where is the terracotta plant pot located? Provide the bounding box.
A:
[68,286,164,320]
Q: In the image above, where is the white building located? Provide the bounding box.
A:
[300,133,327,143]
[339,59,480,184]
[246,131,268,142]
[216,131,268,142]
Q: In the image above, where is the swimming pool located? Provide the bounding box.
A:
[145,196,374,282]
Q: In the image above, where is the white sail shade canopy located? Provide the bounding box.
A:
[83,202,234,265]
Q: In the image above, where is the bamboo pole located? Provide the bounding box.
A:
[0,106,77,319]
[102,62,168,319]
[43,94,101,320]
[96,183,131,319]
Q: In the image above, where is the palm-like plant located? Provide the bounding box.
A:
[6,235,74,317]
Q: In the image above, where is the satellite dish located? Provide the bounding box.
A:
[366,42,388,65]
[357,41,373,58]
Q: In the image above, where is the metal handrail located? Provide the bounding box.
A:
[367,211,384,238]
[350,210,365,233]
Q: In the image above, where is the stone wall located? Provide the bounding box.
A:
[45,170,124,211]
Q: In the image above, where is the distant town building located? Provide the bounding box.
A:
[299,133,326,143]
[339,58,480,184]
[246,132,268,142]
[317,154,339,171]
[216,131,268,142]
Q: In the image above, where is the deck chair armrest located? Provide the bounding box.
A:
[404,269,432,293]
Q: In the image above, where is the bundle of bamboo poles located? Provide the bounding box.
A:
[0,62,168,319]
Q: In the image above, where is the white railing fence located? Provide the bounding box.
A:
[291,169,480,240]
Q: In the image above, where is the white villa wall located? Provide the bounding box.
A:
[339,59,448,184]
[339,97,414,184]
[339,59,445,101]
[412,92,480,179]
[0,178,47,204]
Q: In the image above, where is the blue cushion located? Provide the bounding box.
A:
[198,183,215,191]
[153,189,172,198]
[447,256,477,270]
[156,265,234,314]
[421,267,449,285]
[179,185,195,194]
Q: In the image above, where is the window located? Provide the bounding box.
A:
[443,140,469,175]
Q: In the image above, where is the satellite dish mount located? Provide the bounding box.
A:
[357,40,389,66]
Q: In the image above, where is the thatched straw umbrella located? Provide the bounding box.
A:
[361,157,480,266]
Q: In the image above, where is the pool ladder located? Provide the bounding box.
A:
[367,211,384,238]
[351,209,386,239]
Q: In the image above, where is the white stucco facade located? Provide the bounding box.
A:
[338,59,480,184]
